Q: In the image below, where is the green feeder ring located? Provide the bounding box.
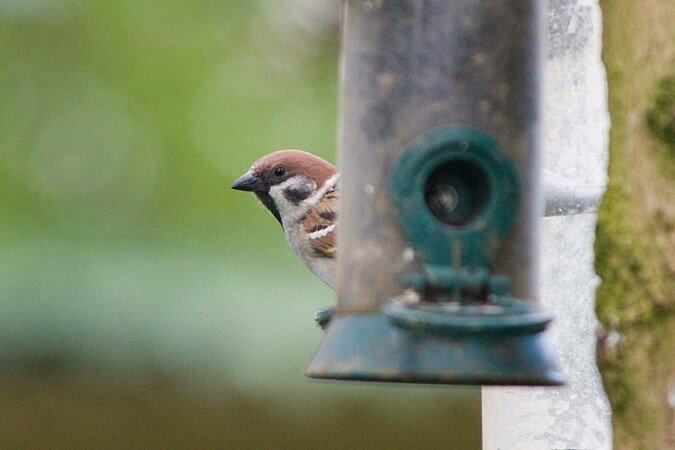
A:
[383,297,552,336]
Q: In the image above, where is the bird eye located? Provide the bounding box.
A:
[273,167,285,177]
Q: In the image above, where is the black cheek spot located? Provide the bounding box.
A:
[285,185,312,204]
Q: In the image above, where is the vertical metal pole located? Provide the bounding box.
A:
[336,0,543,311]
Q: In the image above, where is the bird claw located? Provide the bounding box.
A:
[314,306,335,330]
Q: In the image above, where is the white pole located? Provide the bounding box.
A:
[482,1,612,448]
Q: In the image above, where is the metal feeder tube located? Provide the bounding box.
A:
[306,0,564,385]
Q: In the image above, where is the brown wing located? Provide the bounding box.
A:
[301,187,338,258]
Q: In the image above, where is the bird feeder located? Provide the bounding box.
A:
[306,0,565,385]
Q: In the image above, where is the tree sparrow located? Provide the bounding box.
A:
[231,150,339,289]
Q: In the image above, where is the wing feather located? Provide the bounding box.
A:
[302,187,338,258]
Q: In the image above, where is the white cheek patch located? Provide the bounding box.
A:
[269,176,315,223]
[308,224,335,240]
[268,184,292,215]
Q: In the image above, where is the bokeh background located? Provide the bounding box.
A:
[0,1,479,448]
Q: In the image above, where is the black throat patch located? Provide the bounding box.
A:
[255,192,282,226]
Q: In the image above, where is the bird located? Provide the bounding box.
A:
[231,150,339,289]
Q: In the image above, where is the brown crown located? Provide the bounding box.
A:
[251,150,336,186]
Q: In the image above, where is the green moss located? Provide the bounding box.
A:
[646,75,675,177]
[595,172,671,329]
[595,98,674,449]
[646,76,675,146]
[596,2,674,448]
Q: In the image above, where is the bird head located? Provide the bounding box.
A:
[231,150,337,225]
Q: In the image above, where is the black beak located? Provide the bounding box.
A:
[231,171,261,192]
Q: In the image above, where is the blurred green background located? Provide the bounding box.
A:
[0,1,479,448]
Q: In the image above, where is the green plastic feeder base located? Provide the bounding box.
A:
[305,312,565,386]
